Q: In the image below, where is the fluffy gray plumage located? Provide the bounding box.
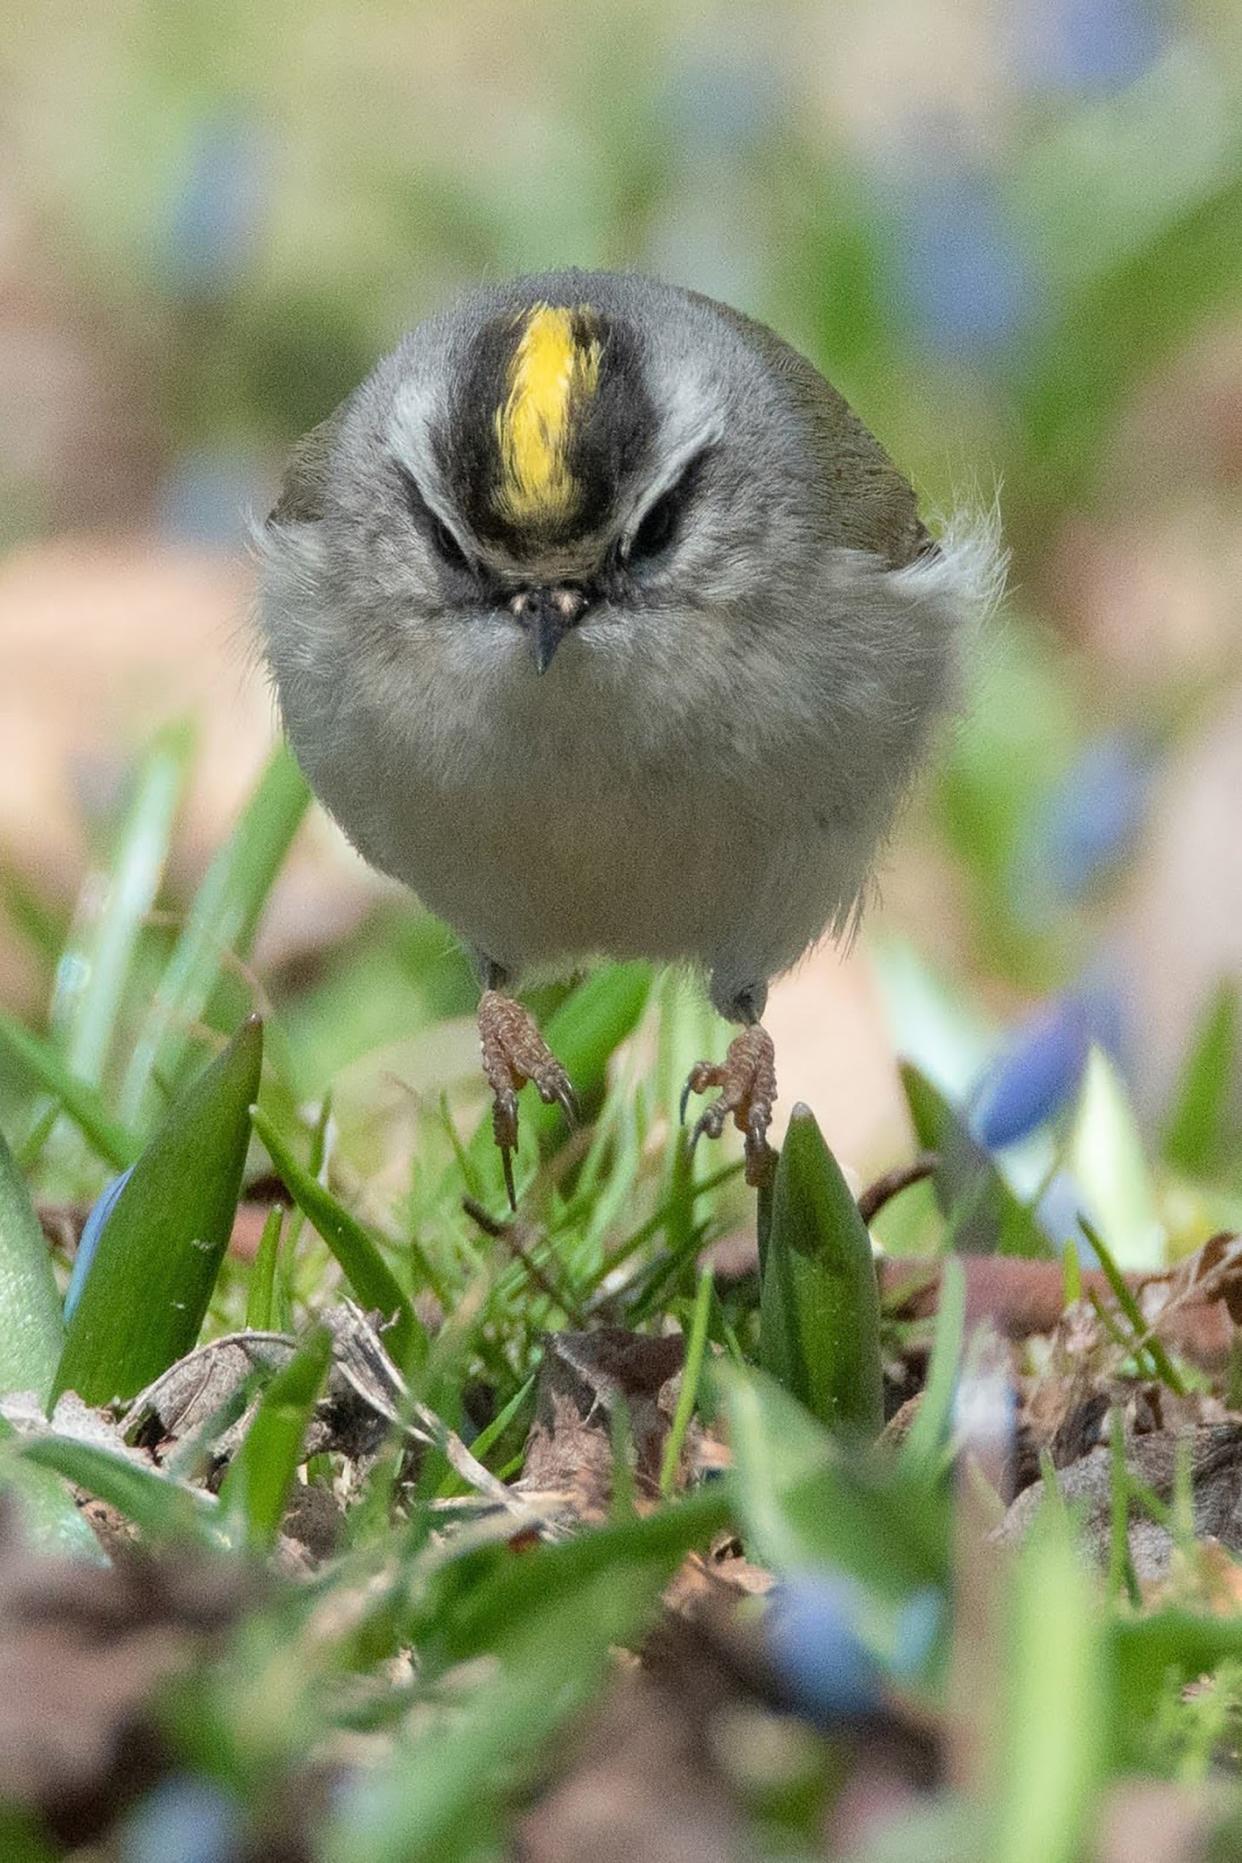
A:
[257,269,1002,1021]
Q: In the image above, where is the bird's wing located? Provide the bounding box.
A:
[692,292,932,570]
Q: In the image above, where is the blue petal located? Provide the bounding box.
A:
[160,114,267,298]
[1009,0,1168,94]
[65,1166,133,1320]
[890,165,1036,360]
[1038,735,1151,900]
[119,1776,245,1863]
[765,1572,884,1725]
[968,998,1093,1149]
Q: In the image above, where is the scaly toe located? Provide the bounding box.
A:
[680,1026,777,1184]
[680,1060,727,1126]
[478,989,576,1208]
[534,1064,580,1125]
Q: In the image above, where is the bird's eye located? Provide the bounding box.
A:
[395,463,472,574]
[430,514,470,572]
[629,489,680,562]
[626,449,711,566]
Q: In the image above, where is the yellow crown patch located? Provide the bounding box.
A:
[494,304,601,525]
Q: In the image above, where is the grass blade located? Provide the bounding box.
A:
[899,1252,966,1481]
[659,1264,713,1496]
[12,1429,222,1546]
[0,1135,103,1556]
[219,1325,333,1549]
[759,1103,883,1438]
[0,1127,65,1400]
[245,1205,286,1332]
[52,720,194,1087]
[252,1106,426,1374]
[1067,1046,1163,1270]
[119,744,308,1126]
[720,1363,950,1593]
[53,1017,263,1405]
[1078,1217,1186,1396]
[0,1013,141,1170]
[989,1498,1104,1863]
[329,1490,729,1863]
[1162,980,1237,1177]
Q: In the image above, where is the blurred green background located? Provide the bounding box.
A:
[4,0,1242,1258]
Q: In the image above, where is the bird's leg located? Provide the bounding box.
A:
[680,984,777,1188]
[476,964,577,1209]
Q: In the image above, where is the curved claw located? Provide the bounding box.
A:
[537,1073,580,1126]
[500,1145,517,1210]
[678,1078,693,1127]
[688,1100,727,1154]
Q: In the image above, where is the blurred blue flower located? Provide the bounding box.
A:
[888,161,1036,361]
[160,114,266,299]
[1009,0,1168,95]
[968,997,1093,1149]
[968,975,1124,1149]
[766,1572,885,1724]
[65,1166,132,1321]
[1035,734,1152,902]
[118,1775,244,1863]
[765,1574,944,1727]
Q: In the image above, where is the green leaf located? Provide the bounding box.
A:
[0,1427,107,1563]
[660,1264,713,1496]
[245,1204,286,1332]
[899,1253,966,1482]
[1109,1609,1242,1761]
[0,1126,65,1400]
[759,1104,883,1437]
[0,1140,105,1557]
[0,856,67,963]
[119,744,308,1126]
[1162,981,1238,1177]
[1068,1048,1164,1270]
[1014,166,1242,510]
[219,1326,333,1550]
[252,1106,426,1374]
[901,1062,1047,1259]
[52,1017,263,1406]
[330,1490,730,1863]
[423,1484,731,1669]
[719,1364,949,1596]
[990,1499,1104,1863]
[0,1013,141,1171]
[12,1428,222,1546]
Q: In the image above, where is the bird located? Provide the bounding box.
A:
[256,269,1000,1204]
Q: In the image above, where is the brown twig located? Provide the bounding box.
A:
[857,1152,939,1226]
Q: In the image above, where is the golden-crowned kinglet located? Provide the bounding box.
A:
[257,269,1000,1198]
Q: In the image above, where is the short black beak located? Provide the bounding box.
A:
[509,586,588,674]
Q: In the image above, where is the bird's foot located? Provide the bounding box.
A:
[680,1023,777,1188]
[478,989,578,1209]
